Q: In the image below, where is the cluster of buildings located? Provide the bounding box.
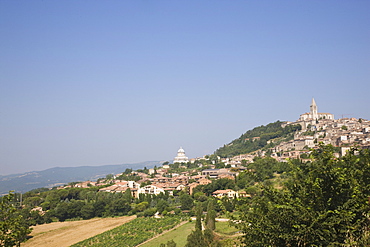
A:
[61,148,245,199]
[228,98,370,164]
[66,165,244,199]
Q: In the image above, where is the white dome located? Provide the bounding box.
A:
[174,147,189,163]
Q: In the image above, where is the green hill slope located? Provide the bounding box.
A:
[214,121,301,157]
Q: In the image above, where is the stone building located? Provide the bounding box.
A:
[299,98,334,121]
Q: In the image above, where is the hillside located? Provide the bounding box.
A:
[214,121,301,157]
[0,161,161,194]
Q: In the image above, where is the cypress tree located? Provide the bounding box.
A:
[195,204,202,231]
[206,200,216,230]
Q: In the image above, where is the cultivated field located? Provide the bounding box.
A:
[72,216,182,247]
[139,221,195,247]
[22,215,136,247]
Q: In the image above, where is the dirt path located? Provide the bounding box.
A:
[23,215,136,247]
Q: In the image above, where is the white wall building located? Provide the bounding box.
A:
[137,185,165,197]
[173,147,189,163]
[299,98,334,121]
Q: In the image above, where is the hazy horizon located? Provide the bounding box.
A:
[1,1,369,175]
[0,160,163,176]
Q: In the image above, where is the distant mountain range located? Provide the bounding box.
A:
[0,161,162,195]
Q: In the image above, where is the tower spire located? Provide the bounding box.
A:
[311,98,317,107]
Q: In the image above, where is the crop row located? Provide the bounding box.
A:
[72,216,182,247]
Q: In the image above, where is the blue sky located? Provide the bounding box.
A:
[1,1,369,175]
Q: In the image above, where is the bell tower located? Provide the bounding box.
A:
[310,98,318,120]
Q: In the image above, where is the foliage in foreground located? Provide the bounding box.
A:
[72,216,182,247]
[0,192,32,247]
[234,145,370,246]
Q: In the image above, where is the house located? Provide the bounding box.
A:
[202,169,221,178]
[137,185,165,197]
[99,185,119,192]
[98,180,140,198]
[190,175,208,181]
[212,189,239,198]
[201,168,236,179]
[152,182,185,196]
[172,175,189,184]
[198,178,212,185]
[74,181,96,188]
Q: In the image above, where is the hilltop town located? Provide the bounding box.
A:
[60,98,370,201]
[229,98,370,165]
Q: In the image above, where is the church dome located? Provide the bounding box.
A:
[174,147,189,163]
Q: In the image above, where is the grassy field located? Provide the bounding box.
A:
[214,221,242,246]
[140,221,195,247]
[141,220,240,247]
[214,221,239,236]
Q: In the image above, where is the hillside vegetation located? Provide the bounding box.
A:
[214,121,301,157]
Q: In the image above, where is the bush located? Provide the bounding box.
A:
[143,208,157,217]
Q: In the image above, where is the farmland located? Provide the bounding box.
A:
[72,216,183,247]
[140,220,241,247]
[22,216,136,247]
[140,221,195,247]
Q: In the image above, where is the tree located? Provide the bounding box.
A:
[185,229,207,247]
[93,200,107,217]
[195,204,203,231]
[134,201,149,212]
[53,201,69,221]
[249,157,277,181]
[159,240,177,247]
[123,188,133,203]
[156,199,169,214]
[203,228,215,246]
[180,193,194,210]
[205,200,216,230]
[235,145,370,246]
[104,198,131,216]
[166,239,177,247]
[124,168,132,174]
[186,203,221,247]
[143,208,157,217]
[80,203,95,219]
[0,192,32,247]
